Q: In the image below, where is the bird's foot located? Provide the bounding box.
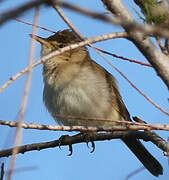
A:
[83,133,95,153]
[58,133,96,155]
[58,135,73,156]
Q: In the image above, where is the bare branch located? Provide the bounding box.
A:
[93,47,169,116]
[101,0,169,89]
[0,131,168,158]
[14,17,153,68]
[7,7,40,180]
[0,118,169,131]
[0,32,127,94]
[1,0,169,39]
[14,17,152,68]
[51,5,169,116]
[57,1,169,38]
[94,47,152,67]
[125,167,145,180]
[0,0,49,26]
[14,18,56,33]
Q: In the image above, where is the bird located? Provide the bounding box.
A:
[30,29,163,176]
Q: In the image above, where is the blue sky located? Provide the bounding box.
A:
[0,0,168,180]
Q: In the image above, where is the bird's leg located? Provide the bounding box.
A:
[83,132,96,153]
[58,135,73,156]
[58,132,96,155]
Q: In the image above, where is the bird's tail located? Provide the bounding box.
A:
[122,137,163,176]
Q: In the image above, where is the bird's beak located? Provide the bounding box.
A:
[29,34,51,47]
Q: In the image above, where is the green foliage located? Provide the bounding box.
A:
[141,0,169,25]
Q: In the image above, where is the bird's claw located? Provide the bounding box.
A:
[84,133,95,153]
[58,135,73,156]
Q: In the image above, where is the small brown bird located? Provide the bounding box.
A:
[30,30,163,176]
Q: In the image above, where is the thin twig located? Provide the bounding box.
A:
[94,47,152,67]
[14,18,56,33]
[1,0,169,39]
[103,0,169,89]
[15,17,151,68]
[52,5,169,116]
[7,7,40,180]
[0,118,169,131]
[125,167,145,180]
[0,32,127,94]
[57,1,169,38]
[102,54,169,116]
[2,9,169,116]
[133,116,169,154]
[52,3,83,39]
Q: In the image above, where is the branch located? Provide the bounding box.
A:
[15,16,152,67]
[125,167,145,180]
[0,118,169,131]
[51,4,169,116]
[0,131,168,158]
[1,0,169,38]
[57,1,169,38]
[1,0,169,87]
[15,17,152,68]
[7,7,40,180]
[0,0,49,26]
[14,17,152,68]
[0,32,127,94]
[14,18,153,68]
[101,0,169,89]
[94,47,152,67]
[14,18,56,33]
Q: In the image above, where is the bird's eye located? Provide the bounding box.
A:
[58,44,65,48]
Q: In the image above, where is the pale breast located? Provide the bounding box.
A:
[43,61,122,127]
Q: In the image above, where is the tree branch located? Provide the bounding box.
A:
[51,4,169,116]
[0,131,168,158]
[0,0,49,26]
[102,0,169,89]
[7,7,40,180]
[1,118,169,131]
[0,32,127,94]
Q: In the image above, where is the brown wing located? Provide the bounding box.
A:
[105,70,163,176]
[105,71,131,121]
